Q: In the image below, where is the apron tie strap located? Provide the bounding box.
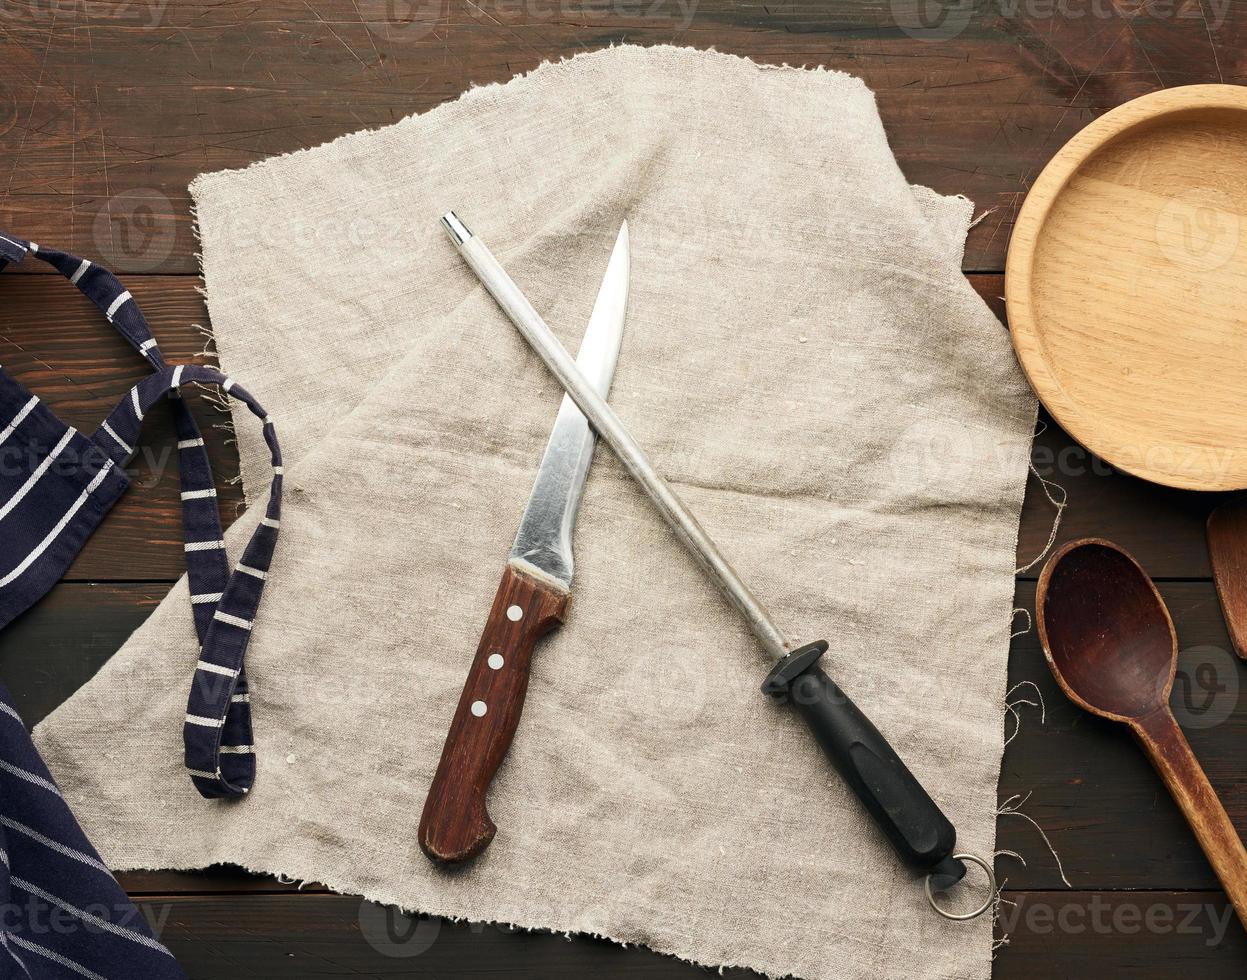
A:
[99,365,282,799]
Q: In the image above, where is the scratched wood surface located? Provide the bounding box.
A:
[2,1,1246,976]
[1,1,1244,276]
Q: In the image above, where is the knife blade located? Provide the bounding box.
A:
[419,221,629,863]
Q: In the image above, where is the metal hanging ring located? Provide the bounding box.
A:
[925,853,997,922]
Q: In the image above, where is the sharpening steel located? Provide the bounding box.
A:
[441,211,998,919]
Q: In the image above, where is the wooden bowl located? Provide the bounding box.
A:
[1006,85,1247,491]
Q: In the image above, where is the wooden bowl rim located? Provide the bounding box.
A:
[1005,84,1247,492]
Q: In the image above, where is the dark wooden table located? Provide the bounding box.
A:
[2,3,1245,977]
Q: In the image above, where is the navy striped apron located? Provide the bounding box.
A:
[0,685,187,979]
[0,230,282,801]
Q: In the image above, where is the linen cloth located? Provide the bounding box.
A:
[34,45,1037,980]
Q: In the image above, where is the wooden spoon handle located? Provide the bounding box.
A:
[419,562,569,863]
[1135,708,1247,925]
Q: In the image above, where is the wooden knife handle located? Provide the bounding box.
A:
[419,562,569,863]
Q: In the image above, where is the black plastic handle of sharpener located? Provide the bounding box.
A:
[762,641,966,890]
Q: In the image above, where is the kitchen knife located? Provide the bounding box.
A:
[442,212,998,920]
[419,221,629,864]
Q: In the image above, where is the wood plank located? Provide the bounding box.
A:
[7,580,1244,894]
[120,868,326,896]
[0,272,1225,581]
[145,893,770,978]
[3,3,1243,273]
[9,583,1246,970]
[127,891,1246,978]
[0,584,160,724]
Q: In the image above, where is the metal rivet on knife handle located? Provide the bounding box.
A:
[441,211,997,918]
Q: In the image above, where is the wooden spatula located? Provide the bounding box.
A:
[1207,497,1247,661]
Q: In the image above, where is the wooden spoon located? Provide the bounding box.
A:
[1037,538,1247,926]
[1207,498,1247,661]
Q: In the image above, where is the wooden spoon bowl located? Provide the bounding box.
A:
[1038,539,1175,722]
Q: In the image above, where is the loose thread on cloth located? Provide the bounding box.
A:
[995,677,1070,922]
[1015,420,1068,575]
[990,878,1016,957]
[192,321,219,362]
[992,677,1056,955]
[991,783,1076,957]
[1009,607,1031,641]
[195,381,232,415]
[996,791,1073,889]
[968,206,999,232]
[1003,678,1044,749]
[1000,416,1068,883]
[991,791,1071,954]
[181,379,244,501]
